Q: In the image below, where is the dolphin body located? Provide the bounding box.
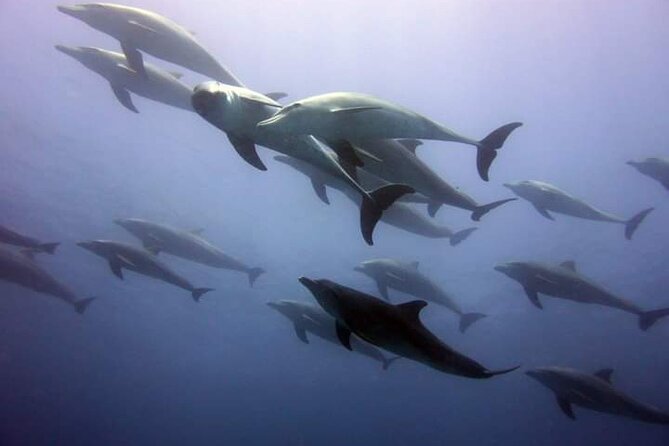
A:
[0,246,94,313]
[77,240,213,301]
[354,259,486,333]
[504,180,653,240]
[114,218,265,287]
[255,92,522,181]
[494,260,669,331]
[191,82,413,245]
[273,155,477,245]
[57,3,243,85]
[0,224,59,256]
[56,45,193,112]
[267,300,400,370]
[627,157,669,191]
[298,277,518,379]
[526,366,669,425]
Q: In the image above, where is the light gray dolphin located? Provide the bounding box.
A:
[504,180,653,240]
[0,224,59,256]
[354,258,486,333]
[114,218,264,287]
[255,92,522,181]
[0,246,94,313]
[57,3,243,85]
[77,240,213,301]
[191,82,413,245]
[298,277,518,379]
[56,45,193,112]
[267,300,400,370]
[494,260,669,330]
[526,366,669,424]
[627,157,669,191]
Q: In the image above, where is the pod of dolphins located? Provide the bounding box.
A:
[0,2,667,429]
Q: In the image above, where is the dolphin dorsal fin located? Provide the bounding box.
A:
[409,261,419,269]
[396,300,428,322]
[397,139,423,154]
[331,106,381,114]
[560,260,577,272]
[594,368,614,383]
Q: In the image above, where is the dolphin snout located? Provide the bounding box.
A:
[57,5,81,16]
[54,44,77,57]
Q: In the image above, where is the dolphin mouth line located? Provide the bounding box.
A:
[256,115,282,128]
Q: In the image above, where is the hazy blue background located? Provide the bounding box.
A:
[1,0,668,444]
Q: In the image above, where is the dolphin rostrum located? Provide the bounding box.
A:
[627,157,669,191]
[526,366,669,424]
[77,240,213,301]
[0,224,59,257]
[494,260,669,330]
[298,277,518,379]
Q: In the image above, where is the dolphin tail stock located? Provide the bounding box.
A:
[471,198,517,222]
[360,184,415,245]
[381,355,402,371]
[459,312,487,333]
[248,267,266,287]
[624,207,654,240]
[74,297,96,315]
[482,364,521,379]
[449,227,478,246]
[475,122,523,181]
[192,288,214,302]
[638,307,669,331]
[39,242,60,254]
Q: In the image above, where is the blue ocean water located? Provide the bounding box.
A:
[1,1,668,444]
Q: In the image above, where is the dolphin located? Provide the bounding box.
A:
[298,277,518,379]
[627,157,669,191]
[57,3,243,85]
[354,258,486,333]
[503,180,653,240]
[267,300,400,370]
[77,240,213,301]
[273,155,478,245]
[0,224,59,256]
[191,82,413,245]
[56,45,193,112]
[254,92,522,181]
[0,246,94,313]
[114,218,265,287]
[494,260,669,330]
[526,366,669,424]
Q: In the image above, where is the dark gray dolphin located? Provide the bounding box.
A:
[298,277,518,379]
[495,260,669,330]
[267,300,400,370]
[0,246,94,313]
[114,218,264,287]
[0,224,59,256]
[77,240,213,301]
[526,366,669,424]
[627,157,669,191]
[354,258,486,333]
[504,180,653,240]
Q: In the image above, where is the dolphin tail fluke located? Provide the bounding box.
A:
[449,228,478,246]
[638,308,669,331]
[360,184,415,245]
[471,198,517,221]
[382,356,402,371]
[459,312,487,333]
[192,288,214,302]
[476,122,523,181]
[624,207,654,240]
[39,242,60,254]
[248,267,265,287]
[74,297,96,315]
[483,364,521,378]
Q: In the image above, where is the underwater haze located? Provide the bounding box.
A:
[1,0,668,445]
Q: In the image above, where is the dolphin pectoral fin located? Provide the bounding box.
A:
[396,300,428,323]
[533,204,555,220]
[523,286,543,309]
[335,321,353,350]
[449,227,478,246]
[110,84,139,113]
[396,139,423,155]
[325,139,364,167]
[226,133,267,171]
[556,397,576,420]
[376,280,390,301]
[459,313,487,333]
[293,323,309,344]
[310,178,330,205]
[331,106,382,114]
[264,92,288,101]
[108,259,124,280]
[74,297,96,315]
[476,122,523,181]
[427,201,442,218]
[624,207,654,240]
[594,368,614,383]
[143,242,161,255]
[120,41,147,79]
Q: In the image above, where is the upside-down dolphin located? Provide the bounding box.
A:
[354,258,486,333]
[0,246,94,313]
[77,240,213,301]
[114,218,265,287]
[255,92,522,181]
[494,260,669,330]
[526,366,669,424]
[627,157,669,191]
[267,300,400,370]
[504,180,653,240]
[0,224,59,256]
[57,3,243,85]
[56,45,193,112]
[298,277,518,379]
[191,82,413,245]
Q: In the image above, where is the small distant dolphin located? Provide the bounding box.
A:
[627,157,669,191]
[0,246,94,313]
[255,92,522,181]
[114,218,264,287]
[57,3,243,85]
[267,300,400,370]
[504,180,653,240]
[0,224,59,256]
[56,45,192,112]
[526,366,669,424]
[298,277,518,379]
[77,240,213,301]
[354,258,486,333]
[494,260,669,330]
